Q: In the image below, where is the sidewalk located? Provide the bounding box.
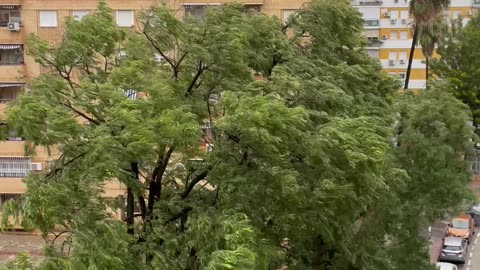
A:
[428,220,448,265]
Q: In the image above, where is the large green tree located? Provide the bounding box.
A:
[430,13,480,132]
[1,1,475,269]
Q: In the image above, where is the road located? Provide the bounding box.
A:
[458,231,480,270]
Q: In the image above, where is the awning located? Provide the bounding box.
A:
[0,83,24,88]
[0,5,20,10]
[0,44,22,50]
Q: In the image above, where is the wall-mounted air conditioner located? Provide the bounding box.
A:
[390,19,397,24]
[388,59,395,66]
[7,22,20,32]
[31,163,43,171]
[401,19,407,24]
[399,59,406,64]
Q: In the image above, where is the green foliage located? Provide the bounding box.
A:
[430,13,480,130]
[2,1,474,269]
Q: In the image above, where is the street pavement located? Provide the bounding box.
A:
[458,230,480,270]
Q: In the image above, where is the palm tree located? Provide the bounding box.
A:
[404,0,450,90]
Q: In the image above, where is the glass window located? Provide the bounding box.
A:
[72,10,89,21]
[39,11,57,27]
[452,220,469,229]
[443,245,461,251]
[388,52,397,60]
[116,10,134,27]
[390,31,397,39]
[184,5,206,18]
[400,31,408,40]
[399,52,407,60]
[0,45,24,64]
[0,8,20,27]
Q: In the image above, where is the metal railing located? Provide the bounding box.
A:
[364,19,380,27]
[0,157,31,178]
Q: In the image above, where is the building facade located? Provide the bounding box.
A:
[0,1,306,209]
[353,0,473,90]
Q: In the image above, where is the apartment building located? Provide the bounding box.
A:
[353,0,473,90]
[0,1,306,208]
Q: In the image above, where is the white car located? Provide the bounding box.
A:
[436,262,458,270]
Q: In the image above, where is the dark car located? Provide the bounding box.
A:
[438,237,468,264]
[465,203,480,225]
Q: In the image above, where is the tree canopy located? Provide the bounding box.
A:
[430,13,480,131]
[1,1,475,269]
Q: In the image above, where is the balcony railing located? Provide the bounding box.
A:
[0,156,30,178]
[352,0,383,6]
[364,19,380,27]
[366,39,383,47]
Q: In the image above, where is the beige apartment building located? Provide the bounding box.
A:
[0,1,306,207]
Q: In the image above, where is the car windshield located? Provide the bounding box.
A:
[443,245,461,251]
[452,220,469,229]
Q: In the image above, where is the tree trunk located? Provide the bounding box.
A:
[404,27,418,90]
[425,57,429,89]
[126,187,135,235]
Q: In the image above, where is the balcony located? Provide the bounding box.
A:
[364,19,380,28]
[474,0,480,6]
[366,39,383,48]
[352,0,383,6]
[0,5,21,42]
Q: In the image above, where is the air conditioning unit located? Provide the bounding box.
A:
[467,11,473,16]
[390,19,397,24]
[384,12,391,17]
[381,35,388,40]
[388,59,395,66]
[401,19,407,24]
[31,163,43,171]
[7,22,20,32]
[399,59,406,64]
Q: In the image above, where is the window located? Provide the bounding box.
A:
[39,11,57,27]
[0,193,21,208]
[0,7,21,27]
[0,44,24,65]
[0,157,31,178]
[184,5,206,18]
[390,31,397,39]
[400,31,408,40]
[398,73,406,80]
[243,5,262,14]
[282,10,298,22]
[72,10,89,21]
[389,52,397,60]
[116,10,134,27]
[0,84,23,102]
[400,10,409,19]
[390,11,399,19]
[366,50,379,58]
[399,52,407,61]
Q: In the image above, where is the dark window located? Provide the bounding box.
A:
[0,85,22,103]
[184,5,207,18]
[0,7,20,28]
[0,45,24,65]
[0,193,21,208]
[243,5,262,14]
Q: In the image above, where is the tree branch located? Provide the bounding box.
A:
[186,61,207,95]
[141,20,176,73]
[46,152,88,179]
[180,168,209,199]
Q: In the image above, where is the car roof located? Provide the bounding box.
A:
[436,262,456,270]
[453,214,470,221]
[444,237,463,246]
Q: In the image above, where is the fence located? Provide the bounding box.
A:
[0,157,31,178]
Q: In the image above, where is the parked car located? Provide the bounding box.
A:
[439,237,468,263]
[436,262,458,270]
[447,214,475,243]
[465,203,480,225]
